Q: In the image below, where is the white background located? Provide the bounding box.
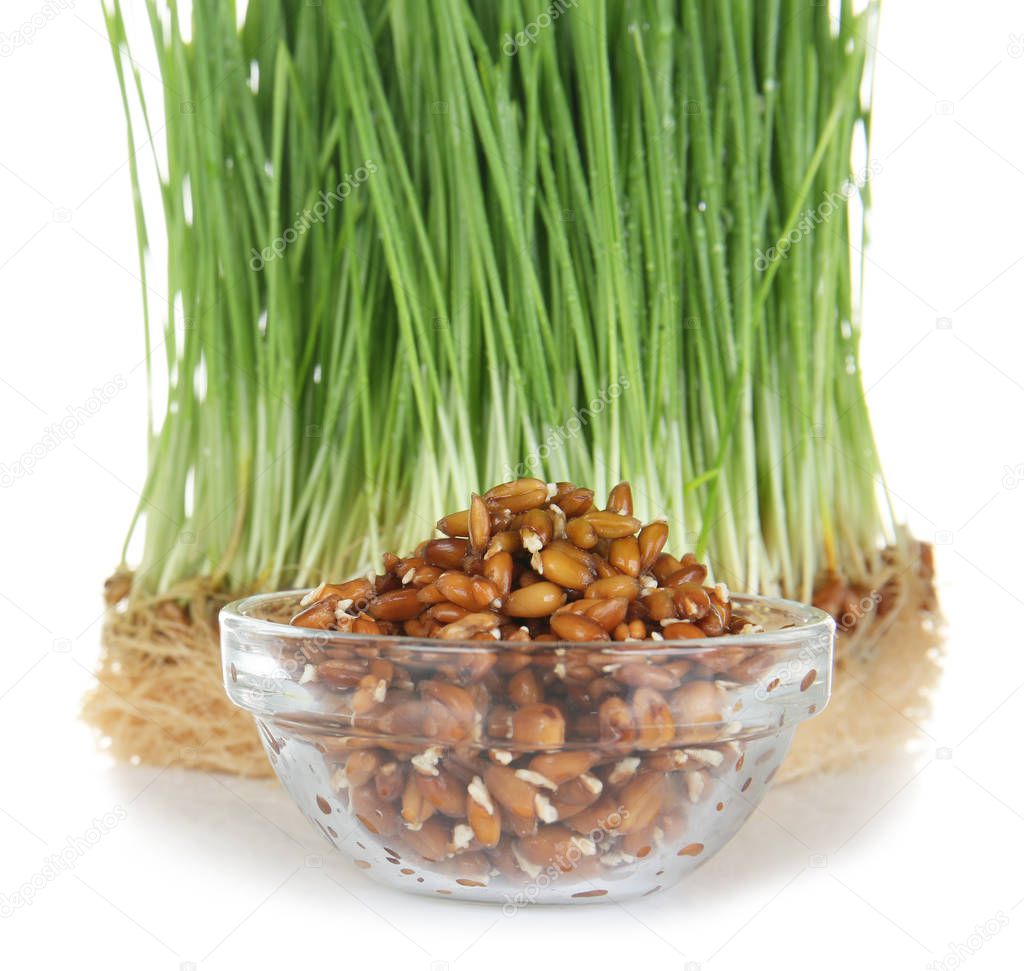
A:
[2,2,1023,969]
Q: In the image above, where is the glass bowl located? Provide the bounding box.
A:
[221,591,833,905]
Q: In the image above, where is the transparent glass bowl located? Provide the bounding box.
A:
[222,591,833,905]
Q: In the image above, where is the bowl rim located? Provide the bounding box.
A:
[220,589,835,656]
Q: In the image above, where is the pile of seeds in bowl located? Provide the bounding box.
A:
[279,481,789,891]
[292,478,759,644]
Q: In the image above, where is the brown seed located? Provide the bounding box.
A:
[517,824,585,871]
[505,581,566,618]
[345,749,381,787]
[618,772,667,833]
[606,482,634,517]
[698,600,729,636]
[527,750,599,785]
[484,765,537,818]
[416,582,447,605]
[585,575,641,601]
[506,808,539,837]
[485,530,522,558]
[436,509,470,538]
[352,616,383,635]
[539,546,595,590]
[424,601,469,624]
[614,663,681,691]
[483,477,549,513]
[554,487,594,518]
[671,681,724,740]
[495,650,533,675]
[291,596,340,629]
[316,658,368,688]
[482,551,513,599]
[554,773,603,808]
[468,493,490,555]
[352,674,388,714]
[582,510,641,539]
[374,761,405,801]
[507,668,543,706]
[378,700,430,736]
[467,793,502,847]
[637,521,669,573]
[645,588,678,621]
[608,536,642,576]
[566,516,599,549]
[368,588,423,621]
[402,816,450,861]
[666,554,708,585]
[564,795,626,835]
[420,681,478,729]
[438,612,502,640]
[582,597,629,632]
[435,572,479,610]
[651,553,683,584]
[320,577,374,606]
[518,508,554,551]
[511,703,566,746]
[424,538,470,569]
[632,687,677,748]
[549,613,609,642]
[351,786,400,837]
[470,577,500,610]
[411,565,443,587]
[547,539,598,567]
[416,767,467,817]
[662,621,706,640]
[401,774,437,827]
[670,582,712,620]
[598,696,636,745]
[592,556,618,579]
[622,823,657,859]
